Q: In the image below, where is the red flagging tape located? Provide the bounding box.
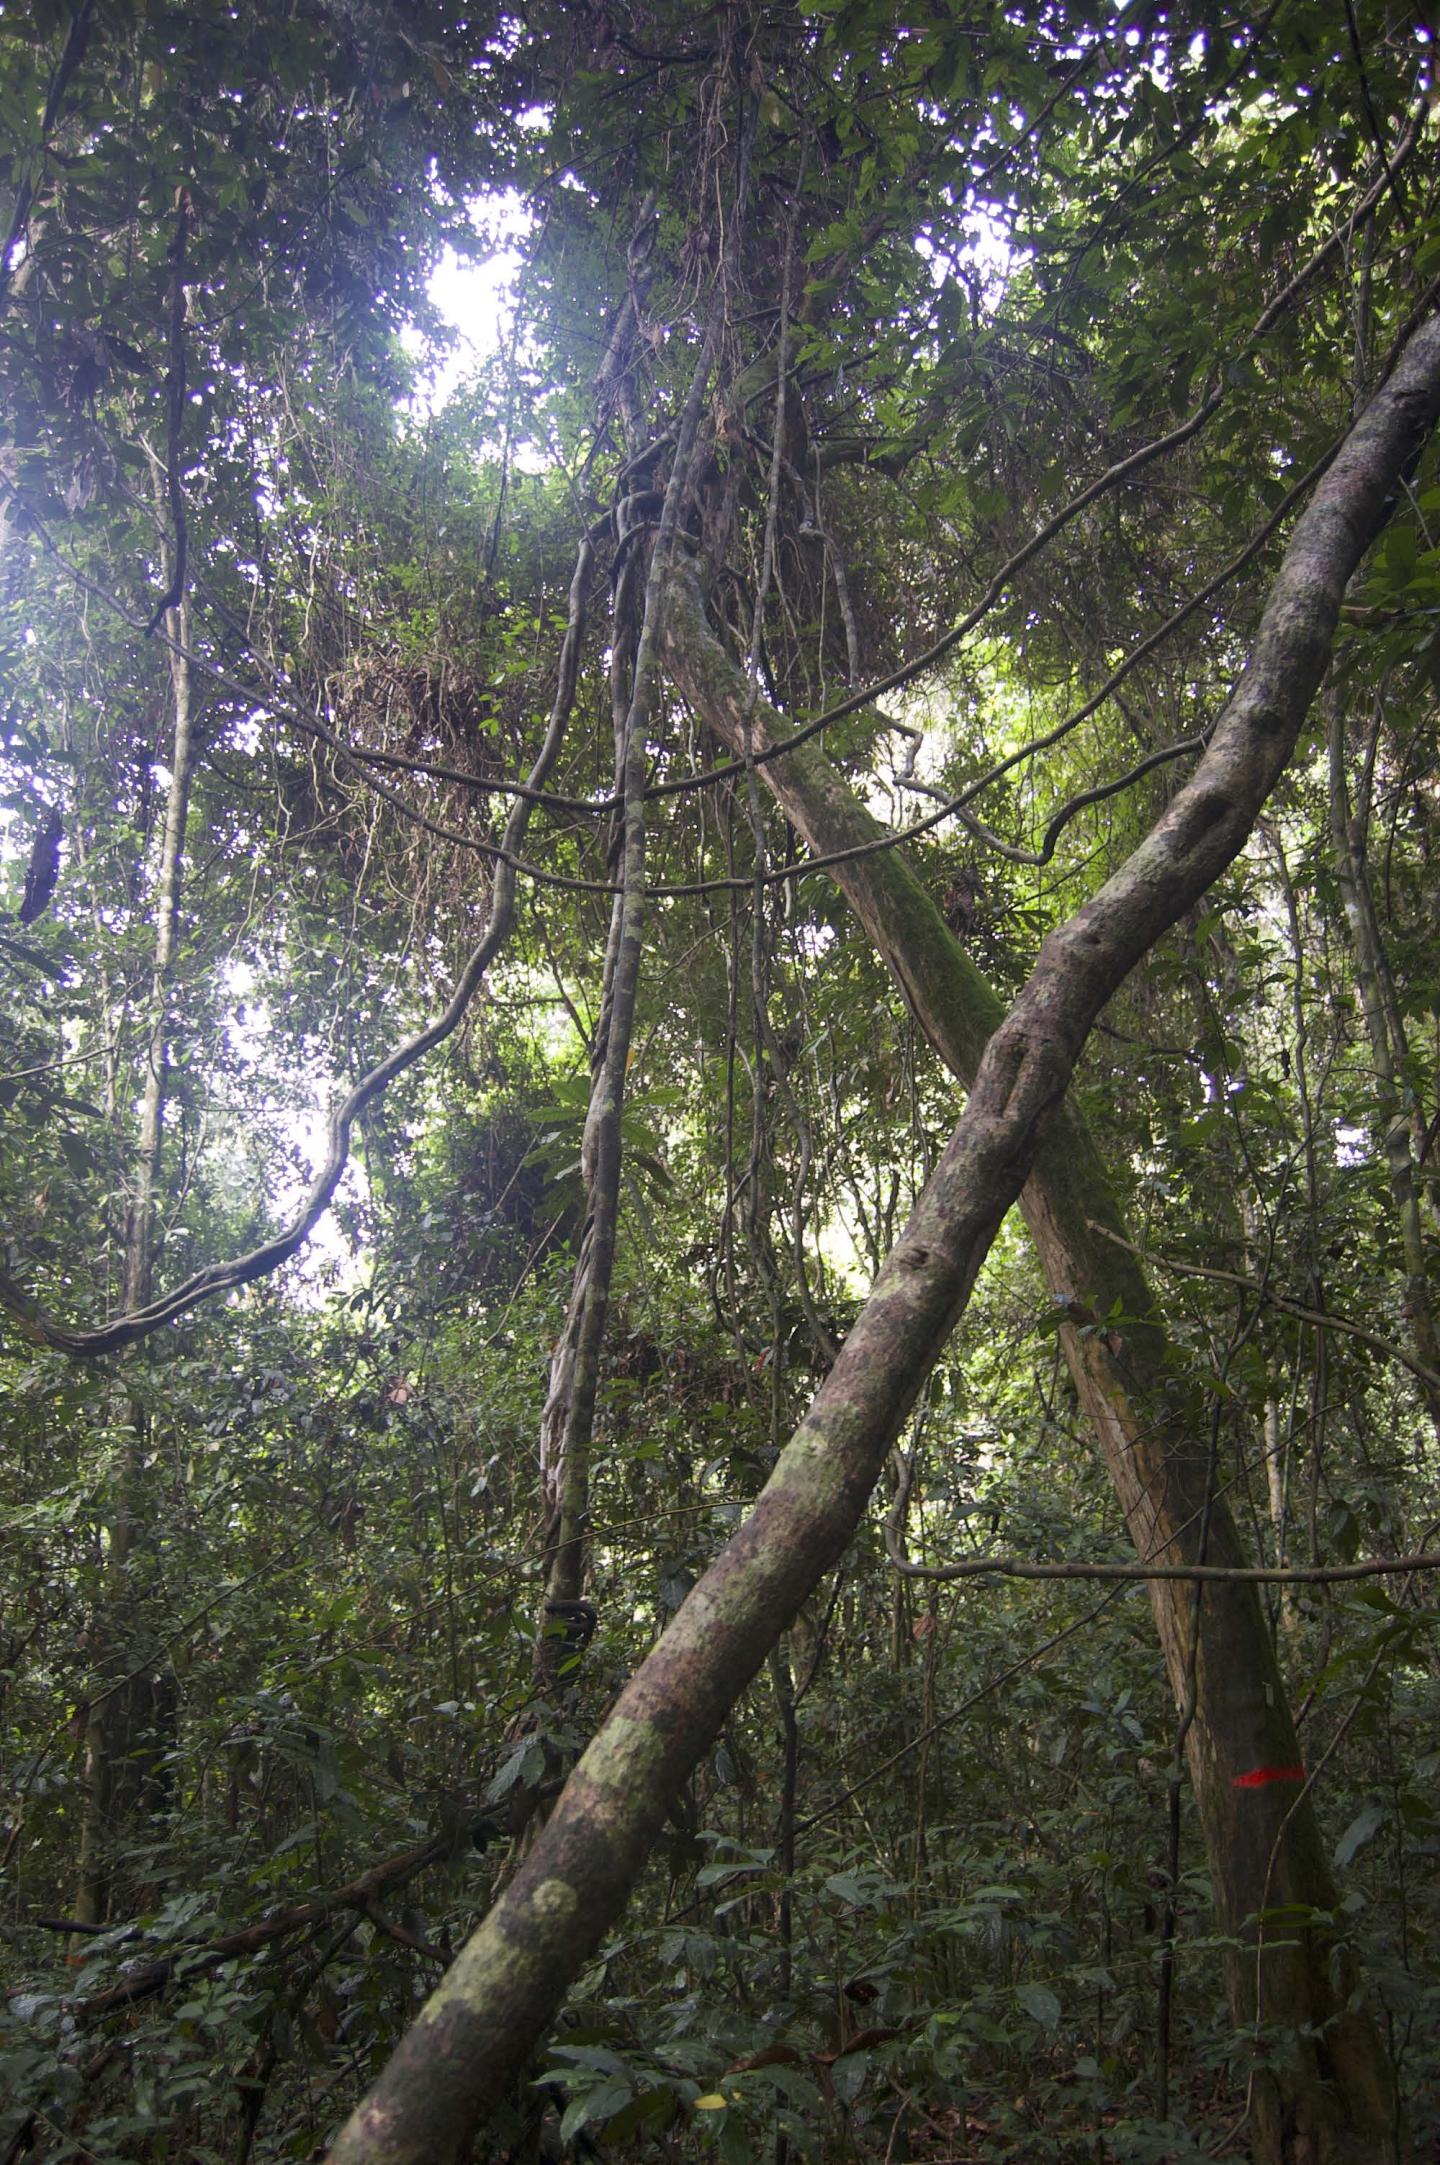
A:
[1232,1765,1307,1788]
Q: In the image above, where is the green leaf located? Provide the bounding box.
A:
[1334,1803,1387,1870]
[1017,1983,1061,2032]
[831,2049,870,2104]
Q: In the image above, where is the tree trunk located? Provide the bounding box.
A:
[1241,1191,1300,1640]
[521,340,719,1839]
[325,307,1440,2165]
[662,561,1389,2161]
[1328,689,1440,1441]
[75,583,193,1925]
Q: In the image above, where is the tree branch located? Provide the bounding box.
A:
[75,1836,452,2019]
[1084,1219,1440,1395]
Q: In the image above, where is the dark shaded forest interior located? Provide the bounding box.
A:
[2,3,1440,2161]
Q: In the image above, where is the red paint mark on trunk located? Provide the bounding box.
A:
[1232,1764,1306,1788]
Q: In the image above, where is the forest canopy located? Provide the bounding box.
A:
[2,4,1440,2163]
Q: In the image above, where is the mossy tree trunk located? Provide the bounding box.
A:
[662,562,1389,2162]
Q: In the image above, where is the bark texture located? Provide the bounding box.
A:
[326,313,1440,2165]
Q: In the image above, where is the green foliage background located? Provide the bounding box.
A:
[2,1,1439,2158]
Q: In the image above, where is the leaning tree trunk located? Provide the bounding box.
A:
[661,563,1390,2160]
[325,309,1440,2165]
